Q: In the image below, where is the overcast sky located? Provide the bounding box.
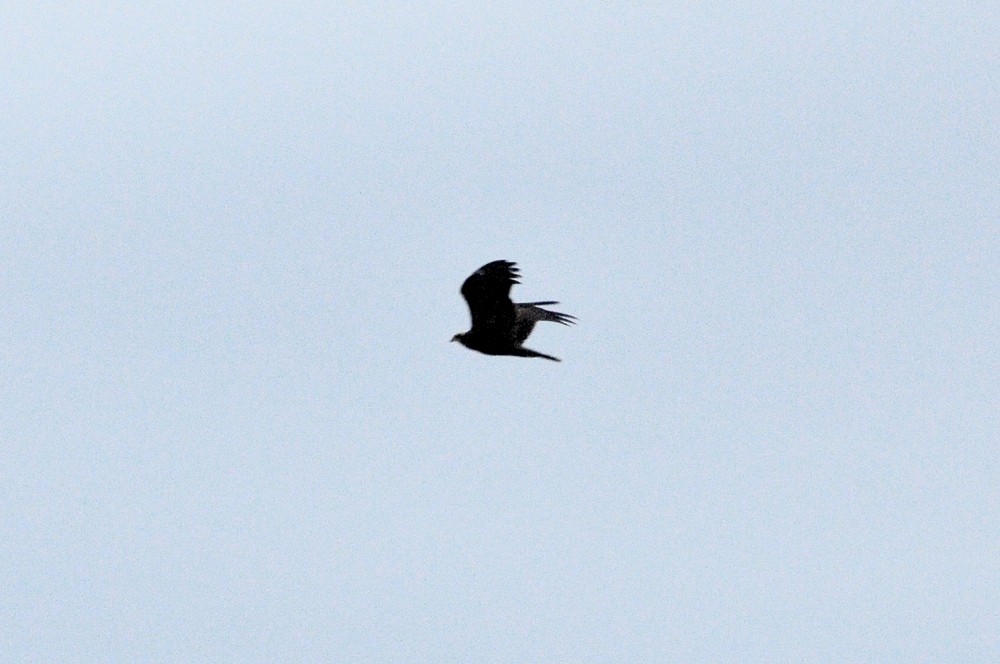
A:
[3,3,998,661]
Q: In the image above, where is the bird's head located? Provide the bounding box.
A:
[450,333,464,343]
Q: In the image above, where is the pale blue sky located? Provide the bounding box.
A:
[3,3,998,661]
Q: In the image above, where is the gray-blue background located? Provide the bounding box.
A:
[4,3,997,661]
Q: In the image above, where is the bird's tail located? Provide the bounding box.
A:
[517,347,561,362]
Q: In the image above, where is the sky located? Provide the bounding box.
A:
[2,2,998,661]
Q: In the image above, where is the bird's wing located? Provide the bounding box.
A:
[460,260,519,336]
[513,302,576,343]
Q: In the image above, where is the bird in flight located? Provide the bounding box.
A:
[452,260,576,362]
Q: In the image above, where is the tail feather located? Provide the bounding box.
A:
[518,347,561,362]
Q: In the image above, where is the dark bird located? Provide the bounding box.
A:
[452,260,576,362]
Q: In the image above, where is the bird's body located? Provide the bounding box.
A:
[452,260,575,362]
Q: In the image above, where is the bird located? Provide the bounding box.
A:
[452,260,576,362]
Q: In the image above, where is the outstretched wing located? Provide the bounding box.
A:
[513,302,577,343]
[460,260,519,336]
